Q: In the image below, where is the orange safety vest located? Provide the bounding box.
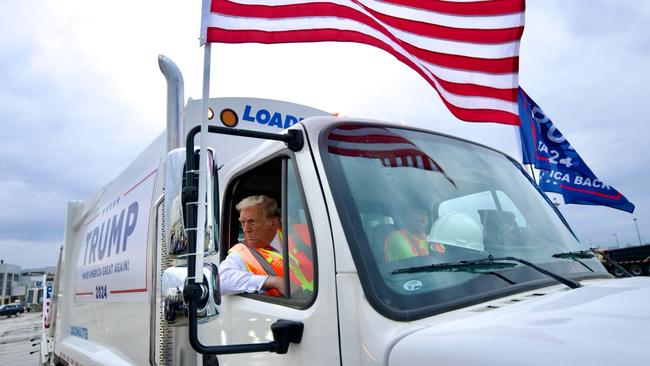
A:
[229,227,314,297]
[229,243,284,297]
[384,229,445,261]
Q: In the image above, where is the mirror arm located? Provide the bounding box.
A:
[187,300,304,355]
[184,125,304,154]
[182,125,305,356]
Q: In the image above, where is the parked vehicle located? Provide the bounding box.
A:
[41,57,650,366]
[597,244,650,276]
[0,303,25,317]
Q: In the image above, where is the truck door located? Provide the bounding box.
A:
[204,152,340,365]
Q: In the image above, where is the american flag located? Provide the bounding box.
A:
[328,125,443,171]
[200,0,525,125]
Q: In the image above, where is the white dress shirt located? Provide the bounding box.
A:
[219,233,282,295]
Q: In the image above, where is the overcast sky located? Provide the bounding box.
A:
[1,1,648,267]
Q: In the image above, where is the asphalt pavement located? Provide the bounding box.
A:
[0,311,42,366]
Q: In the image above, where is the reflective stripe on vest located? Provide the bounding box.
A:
[404,229,428,255]
[278,228,314,292]
[229,244,283,297]
[402,229,429,256]
[384,229,430,261]
[431,242,446,254]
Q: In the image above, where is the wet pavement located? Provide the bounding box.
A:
[0,311,41,366]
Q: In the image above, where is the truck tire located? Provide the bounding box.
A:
[630,264,644,276]
[613,266,626,277]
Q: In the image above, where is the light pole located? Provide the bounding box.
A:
[613,233,620,246]
[633,218,642,245]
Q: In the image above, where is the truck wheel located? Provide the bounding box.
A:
[630,264,644,276]
[613,267,626,277]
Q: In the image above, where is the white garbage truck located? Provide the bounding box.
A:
[43,56,650,366]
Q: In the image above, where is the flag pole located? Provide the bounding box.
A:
[528,164,537,182]
[513,124,538,182]
[193,43,212,281]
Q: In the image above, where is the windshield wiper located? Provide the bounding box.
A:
[393,255,581,289]
[391,261,517,285]
[551,250,596,273]
[590,248,632,277]
[393,261,516,274]
[553,249,632,277]
[393,261,517,285]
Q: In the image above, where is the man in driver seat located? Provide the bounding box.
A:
[384,207,445,261]
[220,195,312,297]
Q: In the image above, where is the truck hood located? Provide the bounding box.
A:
[389,277,650,365]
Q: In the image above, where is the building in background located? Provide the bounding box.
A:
[0,259,56,305]
[22,267,57,305]
[0,260,21,305]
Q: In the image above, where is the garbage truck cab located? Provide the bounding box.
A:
[44,57,650,366]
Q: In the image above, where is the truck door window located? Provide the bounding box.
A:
[224,156,316,307]
[286,162,315,301]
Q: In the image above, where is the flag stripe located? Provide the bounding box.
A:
[329,145,431,157]
[217,0,524,29]
[558,184,622,200]
[206,8,521,59]
[424,63,518,99]
[328,126,438,171]
[330,133,415,144]
[213,0,524,44]
[330,140,422,152]
[362,0,524,29]
[209,13,520,74]
[365,9,524,44]
[403,44,518,74]
[202,14,516,93]
[381,0,525,17]
[203,0,524,124]
[208,27,521,119]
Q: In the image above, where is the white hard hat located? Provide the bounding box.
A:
[429,211,484,251]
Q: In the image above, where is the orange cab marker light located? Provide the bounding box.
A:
[220,108,239,128]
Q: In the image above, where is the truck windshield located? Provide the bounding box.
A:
[321,124,609,320]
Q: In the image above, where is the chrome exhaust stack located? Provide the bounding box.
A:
[158,54,185,152]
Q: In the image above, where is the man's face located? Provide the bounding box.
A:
[239,204,278,248]
[407,209,429,236]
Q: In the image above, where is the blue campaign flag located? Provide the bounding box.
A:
[518,88,635,213]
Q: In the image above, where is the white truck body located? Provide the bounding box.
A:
[45,59,650,366]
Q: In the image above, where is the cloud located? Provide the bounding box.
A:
[0,239,61,268]
[0,2,168,246]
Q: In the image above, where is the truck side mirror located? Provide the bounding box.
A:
[161,263,220,326]
[165,148,217,257]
